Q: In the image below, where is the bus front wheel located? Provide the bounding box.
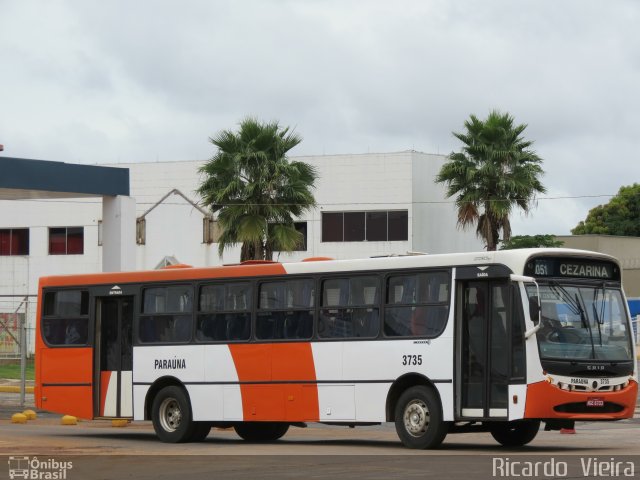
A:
[151,386,196,443]
[394,386,448,449]
[490,420,540,447]
[234,422,289,442]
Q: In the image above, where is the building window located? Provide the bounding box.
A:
[49,227,84,255]
[0,228,29,256]
[270,221,308,251]
[321,210,408,242]
[293,222,308,251]
[136,218,146,245]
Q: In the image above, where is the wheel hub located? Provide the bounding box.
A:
[403,399,430,437]
[159,398,182,432]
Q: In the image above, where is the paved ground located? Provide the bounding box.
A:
[1,380,638,479]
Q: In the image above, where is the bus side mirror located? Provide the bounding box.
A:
[529,296,541,325]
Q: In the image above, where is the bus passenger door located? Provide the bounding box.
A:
[95,296,134,418]
[457,281,510,419]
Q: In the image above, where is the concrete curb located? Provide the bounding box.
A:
[0,386,34,393]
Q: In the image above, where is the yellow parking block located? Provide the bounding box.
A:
[0,386,35,393]
[111,419,129,428]
[61,415,78,425]
[11,413,28,424]
[23,409,37,420]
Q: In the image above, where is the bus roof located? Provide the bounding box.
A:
[38,248,620,289]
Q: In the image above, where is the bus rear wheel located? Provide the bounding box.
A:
[152,386,196,443]
[234,422,289,442]
[394,386,448,449]
[490,420,540,447]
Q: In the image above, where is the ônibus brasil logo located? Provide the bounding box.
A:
[8,456,73,479]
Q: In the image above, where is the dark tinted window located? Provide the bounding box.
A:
[344,212,365,241]
[319,276,380,339]
[257,279,314,340]
[144,285,193,313]
[49,227,84,255]
[41,290,89,346]
[366,212,387,241]
[0,229,29,255]
[388,211,408,241]
[384,271,450,337]
[196,282,252,342]
[322,212,343,242]
[139,285,193,343]
[322,210,408,242]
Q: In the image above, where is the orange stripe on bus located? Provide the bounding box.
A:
[228,343,320,422]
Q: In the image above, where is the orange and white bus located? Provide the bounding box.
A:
[35,249,638,448]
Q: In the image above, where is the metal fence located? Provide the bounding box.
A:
[0,295,37,407]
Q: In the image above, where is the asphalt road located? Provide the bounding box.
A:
[1,410,639,479]
[1,389,639,479]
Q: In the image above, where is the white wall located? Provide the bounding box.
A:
[0,151,484,293]
[411,152,482,253]
[281,152,414,261]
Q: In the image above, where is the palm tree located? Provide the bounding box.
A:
[436,110,546,251]
[198,118,317,261]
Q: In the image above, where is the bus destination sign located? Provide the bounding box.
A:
[524,257,619,281]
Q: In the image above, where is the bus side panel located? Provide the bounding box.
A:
[38,347,93,419]
[341,339,455,422]
[228,343,320,422]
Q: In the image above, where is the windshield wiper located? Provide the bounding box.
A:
[574,292,597,359]
[548,281,582,320]
[592,287,604,346]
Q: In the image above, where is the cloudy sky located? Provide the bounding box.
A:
[1,0,638,236]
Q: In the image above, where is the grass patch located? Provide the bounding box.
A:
[0,359,35,380]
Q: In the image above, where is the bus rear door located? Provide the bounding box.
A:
[94,296,134,418]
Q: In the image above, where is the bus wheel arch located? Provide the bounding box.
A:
[386,373,442,422]
[146,377,209,443]
[387,374,448,449]
[144,376,187,421]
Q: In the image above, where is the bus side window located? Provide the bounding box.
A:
[384,272,450,338]
[196,282,251,343]
[319,276,379,339]
[41,290,89,346]
[257,279,314,340]
[139,286,193,343]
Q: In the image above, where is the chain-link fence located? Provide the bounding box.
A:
[0,295,36,407]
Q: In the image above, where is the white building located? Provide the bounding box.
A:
[0,151,482,353]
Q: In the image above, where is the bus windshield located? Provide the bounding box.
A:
[527,283,633,361]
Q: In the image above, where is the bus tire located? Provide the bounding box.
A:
[151,386,196,443]
[190,422,212,442]
[234,422,289,442]
[490,420,540,447]
[394,386,448,449]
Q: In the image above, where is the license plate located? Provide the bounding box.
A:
[586,397,604,407]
